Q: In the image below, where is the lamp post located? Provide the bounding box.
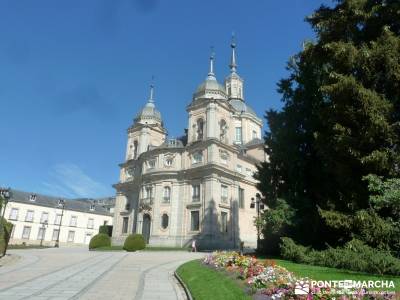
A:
[250,193,264,251]
[55,199,65,248]
[40,220,48,247]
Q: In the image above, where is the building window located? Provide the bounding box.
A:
[165,158,173,167]
[192,151,203,164]
[145,186,153,199]
[52,229,59,241]
[161,214,169,229]
[25,210,34,222]
[122,217,129,234]
[252,130,257,139]
[40,212,49,224]
[22,226,31,239]
[87,218,94,229]
[239,187,245,209]
[221,185,228,203]
[54,214,62,225]
[69,216,78,227]
[246,168,253,177]
[196,119,204,140]
[192,185,200,202]
[163,186,171,203]
[235,127,242,143]
[9,208,18,220]
[236,165,242,173]
[190,211,200,231]
[221,212,228,233]
[37,227,46,240]
[147,159,156,169]
[67,231,75,242]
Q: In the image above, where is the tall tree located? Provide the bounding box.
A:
[256,0,400,252]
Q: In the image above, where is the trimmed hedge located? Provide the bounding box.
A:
[280,237,400,276]
[99,225,113,237]
[123,234,146,252]
[89,233,111,250]
[0,218,13,256]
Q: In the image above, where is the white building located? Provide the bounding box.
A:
[4,190,114,246]
[112,40,266,249]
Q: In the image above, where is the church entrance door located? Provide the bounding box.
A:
[142,214,151,244]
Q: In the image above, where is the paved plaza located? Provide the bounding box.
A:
[0,247,204,300]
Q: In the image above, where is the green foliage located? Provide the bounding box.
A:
[99,225,113,237]
[123,234,146,252]
[280,237,400,276]
[256,0,400,253]
[88,233,111,250]
[0,218,13,256]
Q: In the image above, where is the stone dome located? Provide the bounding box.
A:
[134,101,162,124]
[229,98,257,117]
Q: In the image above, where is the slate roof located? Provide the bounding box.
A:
[245,138,264,148]
[8,189,113,216]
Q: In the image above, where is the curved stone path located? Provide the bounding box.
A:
[0,247,203,300]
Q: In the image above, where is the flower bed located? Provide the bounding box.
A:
[203,251,396,300]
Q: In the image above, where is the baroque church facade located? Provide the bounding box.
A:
[112,40,265,249]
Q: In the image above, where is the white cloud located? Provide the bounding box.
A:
[41,163,112,198]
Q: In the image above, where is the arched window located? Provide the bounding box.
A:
[163,186,171,202]
[196,119,204,140]
[161,214,169,229]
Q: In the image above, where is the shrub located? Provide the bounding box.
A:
[280,237,400,276]
[89,233,111,250]
[99,225,113,237]
[0,218,13,256]
[123,234,146,252]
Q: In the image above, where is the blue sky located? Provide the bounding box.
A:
[0,0,331,198]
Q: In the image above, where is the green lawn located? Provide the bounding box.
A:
[261,258,400,291]
[176,260,251,300]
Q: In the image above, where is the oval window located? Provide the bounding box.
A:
[161,214,169,229]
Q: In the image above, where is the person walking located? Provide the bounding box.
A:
[191,239,197,252]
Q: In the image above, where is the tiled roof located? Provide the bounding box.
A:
[8,189,113,216]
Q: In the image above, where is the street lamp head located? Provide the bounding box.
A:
[58,199,65,207]
[250,197,255,209]
[255,193,261,201]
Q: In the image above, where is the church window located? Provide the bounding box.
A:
[239,87,242,98]
[190,211,200,231]
[161,214,169,229]
[235,127,242,143]
[192,185,200,202]
[192,151,203,164]
[163,186,171,203]
[221,185,228,203]
[165,157,173,167]
[221,212,228,233]
[122,217,128,234]
[196,119,204,140]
